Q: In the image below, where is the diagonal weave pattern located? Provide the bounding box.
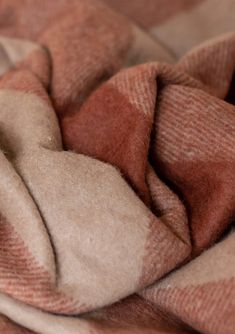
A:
[0,0,233,333]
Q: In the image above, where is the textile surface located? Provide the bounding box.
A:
[0,0,234,333]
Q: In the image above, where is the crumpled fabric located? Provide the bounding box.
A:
[0,0,234,333]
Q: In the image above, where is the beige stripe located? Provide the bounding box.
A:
[110,64,157,116]
[0,150,56,278]
[124,25,175,67]
[151,0,235,57]
[0,37,40,76]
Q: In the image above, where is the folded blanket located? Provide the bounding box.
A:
[0,0,234,333]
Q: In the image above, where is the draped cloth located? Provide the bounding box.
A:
[0,0,234,333]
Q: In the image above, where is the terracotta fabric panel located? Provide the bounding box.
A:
[0,0,233,334]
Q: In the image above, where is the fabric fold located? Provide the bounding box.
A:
[0,0,234,333]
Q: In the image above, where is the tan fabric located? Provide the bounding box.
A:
[0,0,233,333]
[150,0,235,57]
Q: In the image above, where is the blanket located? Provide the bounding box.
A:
[0,0,234,333]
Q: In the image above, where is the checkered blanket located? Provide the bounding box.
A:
[0,0,234,333]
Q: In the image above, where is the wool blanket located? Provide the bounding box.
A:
[0,0,234,333]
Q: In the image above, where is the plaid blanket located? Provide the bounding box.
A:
[0,0,234,333]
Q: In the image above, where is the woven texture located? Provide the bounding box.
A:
[0,0,234,333]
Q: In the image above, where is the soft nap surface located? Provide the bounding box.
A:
[0,0,234,333]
